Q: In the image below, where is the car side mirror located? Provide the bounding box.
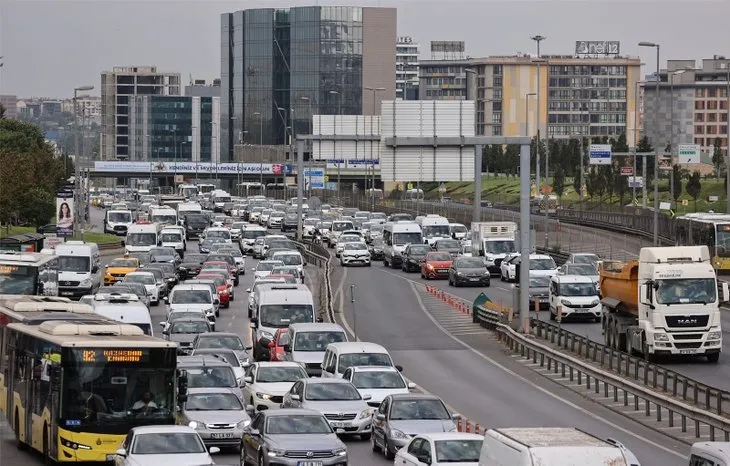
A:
[283,344,291,352]
[244,376,253,384]
[246,288,251,293]
[407,382,416,389]
[159,321,166,328]
[163,296,169,304]
[362,394,372,401]
[375,413,386,422]
[395,364,403,372]
[115,448,127,458]
[213,298,220,305]
[451,412,462,420]
[291,394,301,401]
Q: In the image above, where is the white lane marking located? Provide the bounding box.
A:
[406,281,684,459]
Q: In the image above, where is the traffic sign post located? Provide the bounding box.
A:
[589,144,612,165]
[678,144,700,164]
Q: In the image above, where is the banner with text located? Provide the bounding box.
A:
[56,185,74,238]
[589,144,612,165]
[325,159,380,171]
[94,161,293,175]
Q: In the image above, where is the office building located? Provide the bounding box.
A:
[186,79,221,98]
[419,50,641,140]
[396,36,419,100]
[220,5,396,162]
[129,95,220,164]
[101,66,181,160]
[642,56,730,156]
[0,95,18,119]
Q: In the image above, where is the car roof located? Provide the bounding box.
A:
[347,366,399,373]
[289,322,344,332]
[172,284,212,291]
[326,342,388,353]
[303,377,350,385]
[186,387,242,396]
[131,425,197,434]
[389,393,441,401]
[126,271,154,277]
[416,432,484,441]
[197,332,240,339]
[177,355,232,366]
[553,274,596,283]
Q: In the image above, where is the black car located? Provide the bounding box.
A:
[184,214,209,239]
[521,276,550,311]
[149,247,180,266]
[448,257,490,287]
[177,253,208,280]
[433,239,462,258]
[281,213,299,232]
[401,243,433,273]
[127,251,151,267]
[145,263,179,291]
[369,238,384,261]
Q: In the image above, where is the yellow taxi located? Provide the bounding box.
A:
[104,256,141,285]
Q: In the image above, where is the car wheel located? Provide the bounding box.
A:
[384,438,395,460]
[360,432,371,441]
[367,261,371,267]
[485,280,490,287]
[258,451,265,466]
[371,432,380,452]
[216,310,220,317]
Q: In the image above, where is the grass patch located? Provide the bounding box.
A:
[0,226,121,245]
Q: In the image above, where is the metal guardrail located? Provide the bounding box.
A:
[530,318,730,420]
[293,240,334,323]
[497,323,730,442]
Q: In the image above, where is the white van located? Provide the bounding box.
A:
[320,342,399,378]
[690,442,730,466]
[479,427,640,466]
[104,209,134,236]
[382,221,423,269]
[55,241,102,299]
[160,227,186,256]
[419,215,451,247]
[125,222,160,253]
[280,322,348,376]
[251,284,316,361]
[149,206,178,226]
[549,275,601,322]
[90,292,154,336]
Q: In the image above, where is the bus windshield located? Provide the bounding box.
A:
[259,304,314,327]
[151,214,177,225]
[422,225,450,237]
[62,348,176,427]
[127,233,157,246]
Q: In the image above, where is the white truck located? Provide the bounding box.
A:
[470,221,518,275]
[601,246,727,362]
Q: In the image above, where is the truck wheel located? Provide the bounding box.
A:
[707,353,720,363]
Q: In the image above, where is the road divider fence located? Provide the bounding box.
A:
[294,240,333,323]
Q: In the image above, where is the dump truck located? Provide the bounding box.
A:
[470,221,518,275]
[600,246,727,362]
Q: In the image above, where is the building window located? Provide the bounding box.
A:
[707,88,717,98]
[695,138,703,146]
[696,88,705,98]
[708,126,717,135]
[493,65,502,75]
[721,88,728,98]
[492,125,502,136]
[696,125,704,134]
[708,113,718,122]
[708,101,718,110]
[492,113,502,124]
[493,76,503,88]
[492,101,502,112]
[695,113,705,122]
[695,101,706,110]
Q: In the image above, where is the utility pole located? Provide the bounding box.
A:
[365,87,385,211]
[639,41,661,246]
[73,85,94,239]
[330,90,341,200]
[531,35,546,210]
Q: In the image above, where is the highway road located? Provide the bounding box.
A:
[328,251,691,465]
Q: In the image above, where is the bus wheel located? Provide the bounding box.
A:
[43,424,55,465]
[15,411,26,450]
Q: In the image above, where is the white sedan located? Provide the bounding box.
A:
[339,242,372,267]
[341,366,414,405]
[335,234,365,257]
[499,253,521,282]
[394,432,484,466]
[113,425,218,466]
[241,361,309,412]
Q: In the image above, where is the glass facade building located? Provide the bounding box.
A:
[129,95,220,163]
[221,6,396,162]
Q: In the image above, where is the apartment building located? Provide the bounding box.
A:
[396,36,419,100]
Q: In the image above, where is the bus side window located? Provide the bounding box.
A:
[689,454,715,466]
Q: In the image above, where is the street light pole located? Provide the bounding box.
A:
[300,96,313,196]
[365,87,385,211]
[73,85,94,239]
[639,41,660,246]
[329,90,341,200]
[254,112,263,189]
[531,35,546,212]
[726,68,730,214]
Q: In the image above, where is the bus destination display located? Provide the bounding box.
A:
[75,349,150,364]
[0,265,30,276]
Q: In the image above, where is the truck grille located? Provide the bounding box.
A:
[59,281,79,287]
[675,342,703,349]
[665,315,709,328]
[672,333,703,340]
[565,303,595,309]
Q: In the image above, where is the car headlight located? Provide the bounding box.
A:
[708,331,722,340]
[359,408,375,419]
[654,332,669,341]
[591,300,600,306]
[79,278,92,287]
[188,421,202,430]
[390,429,409,439]
[237,419,251,428]
[259,330,274,341]
[256,392,272,400]
[267,448,286,458]
[333,448,347,457]
[560,299,572,307]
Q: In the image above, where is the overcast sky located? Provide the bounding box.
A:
[2,0,728,98]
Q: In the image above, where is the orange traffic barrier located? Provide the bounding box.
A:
[457,417,463,431]
[465,419,471,433]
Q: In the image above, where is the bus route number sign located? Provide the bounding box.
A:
[79,349,149,364]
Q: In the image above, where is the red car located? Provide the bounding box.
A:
[268,328,288,361]
[421,251,454,279]
[197,273,230,307]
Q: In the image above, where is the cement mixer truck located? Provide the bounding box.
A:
[600,246,727,362]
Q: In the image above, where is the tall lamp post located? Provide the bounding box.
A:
[277,107,289,199]
[254,112,263,188]
[530,35,546,209]
[329,90,341,199]
[639,41,661,246]
[365,87,385,211]
[300,96,313,196]
[73,85,94,239]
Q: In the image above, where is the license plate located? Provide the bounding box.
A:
[438,269,448,272]
[469,278,479,281]
[211,432,235,439]
[330,421,351,428]
[297,462,323,466]
[60,291,74,296]
[679,349,698,354]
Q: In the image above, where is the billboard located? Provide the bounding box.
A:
[575,41,620,55]
[56,185,74,238]
[589,144,612,165]
[430,41,465,53]
[303,168,325,190]
[93,161,293,175]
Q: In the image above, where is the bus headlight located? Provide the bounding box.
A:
[61,437,92,450]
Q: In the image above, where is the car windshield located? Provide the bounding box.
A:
[274,254,302,265]
[151,214,177,225]
[344,243,367,251]
[186,366,237,388]
[272,266,299,275]
[456,258,485,268]
[408,245,431,255]
[183,254,207,264]
[529,276,551,288]
[186,215,208,226]
[171,290,211,304]
[130,433,206,455]
[485,240,516,254]
[108,211,132,223]
[294,331,347,351]
[257,366,307,383]
[127,233,157,246]
[220,249,243,258]
[197,335,245,350]
[531,258,557,270]
[208,255,234,265]
[423,225,451,237]
[393,232,422,246]
[370,224,384,232]
[207,230,230,240]
[338,353,392,373]
[435,439,483,463]
[436,240,460,249]
[259,304,314,327]
[566,264,598,275]
[332,222,353,232]
[125,274,155,285]
[573,254,599,265]
[305,382,361,401]
[243,229,266,239]
[160,233,181,243]
[320,222,332,230]
[655,278,717,305]
[171,321,209,334]
[109,259,137,268]
[266,415,332,434]
[257,262,282,272]
[58,255,91,272]
[390,399,451,420]
[351,371,405,389]
[339,235,361,244]
[186,392,243,411]
[559,283,597,297]
[427,252,452,261]
[232,222,246,230]
[199,275,225,287]
[304,219,319,226]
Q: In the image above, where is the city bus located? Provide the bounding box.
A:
[0,252,59,296]
[0,319,181,463]
[676,213,730,273]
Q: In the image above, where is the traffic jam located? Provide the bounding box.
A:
[3,183,693,466]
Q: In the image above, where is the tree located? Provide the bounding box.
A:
[637,136,655,181]
[552,165,565,200]
[686,171,702,211]
[0,103,5,119]
[600,165,615,202]
[671,164,683,204]
[713,137,724,181]
[614,165,629,207]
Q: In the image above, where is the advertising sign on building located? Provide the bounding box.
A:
[55,185,74,238]
[575,41,620,55]
[94,161,293,175]
[678,144,701,164]
[589,144,612,165]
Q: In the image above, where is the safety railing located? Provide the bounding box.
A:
[292,240,332,323]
